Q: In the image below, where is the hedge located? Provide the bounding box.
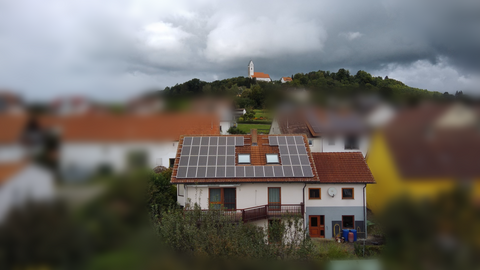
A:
[236,120,272,124]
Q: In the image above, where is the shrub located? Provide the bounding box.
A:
[227,127,247,134]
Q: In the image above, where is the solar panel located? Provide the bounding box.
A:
[279,146,288,155]
[235,166,245,177]
[278,136,286,145]
[226,167,235,177]
[187,167,197,178]
[297,145,307,155]
[219,137,227,145]
[299,155,310,165]
[183,137,192,146]
[269,136,278,146]
[245,166,254,177]
[283,166,293,177]
[226,146,235,155]
[181,146,191,155]
[235,136,244,146]
[210,137,218,145]
[179,156,188,166]
[192,137,201,145]
[206,167,216,178]
[207,156,217,166]
[227,137,235,145]
[197,166,206,178]
[208,146,217,155]
[264,166,274,177]
[188,156,198,166]
[216,166,226,178]
[217,156,226,166]
[198,156,208,166]
[302,166,314,177]
[226,156,235,166]
[286,136,295,145]
[201,137,209,145]
[292,166,303,177]
[294,136,304,144]
[217,146,226,155]
[281,155,291,165]
[177,166,187,178]
[290,155,300,165]
[199,146,208,155]
[254,166,264,177]
[288,146,298,154]
[273,166,284,177]
[190,146,200,155]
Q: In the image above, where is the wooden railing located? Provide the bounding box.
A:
[185,203,304,223]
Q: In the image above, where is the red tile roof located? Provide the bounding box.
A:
[0,114,28,143]
[312,152,375,183]
[282,77,292,81]
[252,72,270,79]
[0,162,26,186]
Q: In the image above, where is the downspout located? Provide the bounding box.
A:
[363,184,367,239]
[303,183,307,230]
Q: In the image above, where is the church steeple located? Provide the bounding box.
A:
[248,60,254,77]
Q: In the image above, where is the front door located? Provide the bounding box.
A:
[309,215,325,238]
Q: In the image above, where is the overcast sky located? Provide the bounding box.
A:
[0,0,479,102]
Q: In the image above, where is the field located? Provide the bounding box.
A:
[236,123,271,134]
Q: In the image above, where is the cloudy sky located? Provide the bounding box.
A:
[0,0,479,102]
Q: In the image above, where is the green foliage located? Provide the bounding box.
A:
[227,127,247,134]
[354,242,384,258]
[236,124,271,134]
[314,240,355,260]
[147,169,177,217]
[243,109,256,121]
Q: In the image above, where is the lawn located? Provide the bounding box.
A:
[253,109,273,119]
[236,123,271,134]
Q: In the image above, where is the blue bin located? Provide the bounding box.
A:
[342,229,349,241]
[349,229,357,242]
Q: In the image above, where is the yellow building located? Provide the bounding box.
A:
[366,103,480,213]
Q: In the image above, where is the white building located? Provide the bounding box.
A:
[281,77,293,83]
[171,132,375,239]
[248,61,272,82]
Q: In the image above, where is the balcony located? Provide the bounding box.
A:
[185,203,304,223]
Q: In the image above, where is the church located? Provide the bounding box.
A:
[247,61,272,82]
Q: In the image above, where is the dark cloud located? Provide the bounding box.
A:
[0,0,478,101]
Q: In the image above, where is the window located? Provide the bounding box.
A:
[266,154,279,164]
[268,187,281,210]
[169,158,175,168]
[342,215,355,229]
[238,154,251,164]
[345,136,359,150]
[308,139,313,146]
[309,188,321,199]
[342,188,354,199]
[209,188,236,210]
[178,184,184,196]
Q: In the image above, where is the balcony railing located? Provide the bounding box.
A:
[185,203,304,223]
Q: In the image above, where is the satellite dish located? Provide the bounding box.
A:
[328,187,337,197]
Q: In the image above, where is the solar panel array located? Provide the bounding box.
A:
[176,136,314,179]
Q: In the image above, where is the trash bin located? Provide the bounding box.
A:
[342,229,349,241]
[349,229,357,242]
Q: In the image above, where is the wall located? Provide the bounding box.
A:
[305,206,365,239]
[256,77,272,82]
[269,119,281,135]
[220,121,231,135]
[308,138,323,152]
[321,135,369,157]
[0,144,25,162]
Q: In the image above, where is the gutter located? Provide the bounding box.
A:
[303,182,307,231]
[187,184,241,188]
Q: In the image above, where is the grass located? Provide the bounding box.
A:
[236,123,271,134]
[312,240,357,260]
[253,109,273,119]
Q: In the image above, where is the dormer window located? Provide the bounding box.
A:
[266,154,279,164]
[238,154,251,164]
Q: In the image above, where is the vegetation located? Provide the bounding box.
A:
[236,123,271,134]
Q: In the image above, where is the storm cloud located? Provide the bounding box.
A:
[0,0,479,101]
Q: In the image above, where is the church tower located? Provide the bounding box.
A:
[248,60,254,77]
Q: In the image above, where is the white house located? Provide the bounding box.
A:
[171,131,375,239]
[248,61,272,82]
[55,113,219,180]
[270,108,370,156]
[281,77,293,83]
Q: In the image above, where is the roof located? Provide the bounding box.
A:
[383,103,480,179]
[0,162,26,185]
[282,77,293,82]
[0,114,28,143]
[171,134,320,183]
[275,111,314,138]
[312,152,375,183]
[252,72,270,79]
[305,108,367,136]
[50,113,219,142]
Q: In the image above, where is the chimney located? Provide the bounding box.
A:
[251,129,258,146]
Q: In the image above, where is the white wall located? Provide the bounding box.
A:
[220,121,231,135]
[308,138,323,153]
[0,164,55,222]
[321,135,369,157]
[256,77,272,82]
[0,144,25,162]
[304,184,365,207]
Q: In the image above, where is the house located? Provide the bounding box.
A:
[190,98,244,135]
[170,130,375,239]
[248,61,272,82]
[0,91,24,115]
[270,108,369,156]
[54,113,219,180]
[281,77,293,83]
[366,103,480,213]
[0,162,55,223]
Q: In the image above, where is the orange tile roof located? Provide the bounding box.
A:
[54,113,219,142]
[171,134,319,183]
[0,114,28,143]
[252,72,270,79]
[0,162,26,185]
[312,152,375,183]
[282,77,292,81]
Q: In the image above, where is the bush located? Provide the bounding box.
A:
[227,127,247,134]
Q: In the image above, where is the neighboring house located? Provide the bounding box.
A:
[281,77,293,83]
[366,103,480,213]
[0,115,28,162]
[50,96,104,116]
[55,113,219,180]
[170,131,374,239]
[270,108,369,156]
[248,61,272,82]
[127,95,165,115]
[0,91,24,115]
[0,162,55,222]
[190,98,243,135]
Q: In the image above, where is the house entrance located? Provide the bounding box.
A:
[309,215,325,238]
